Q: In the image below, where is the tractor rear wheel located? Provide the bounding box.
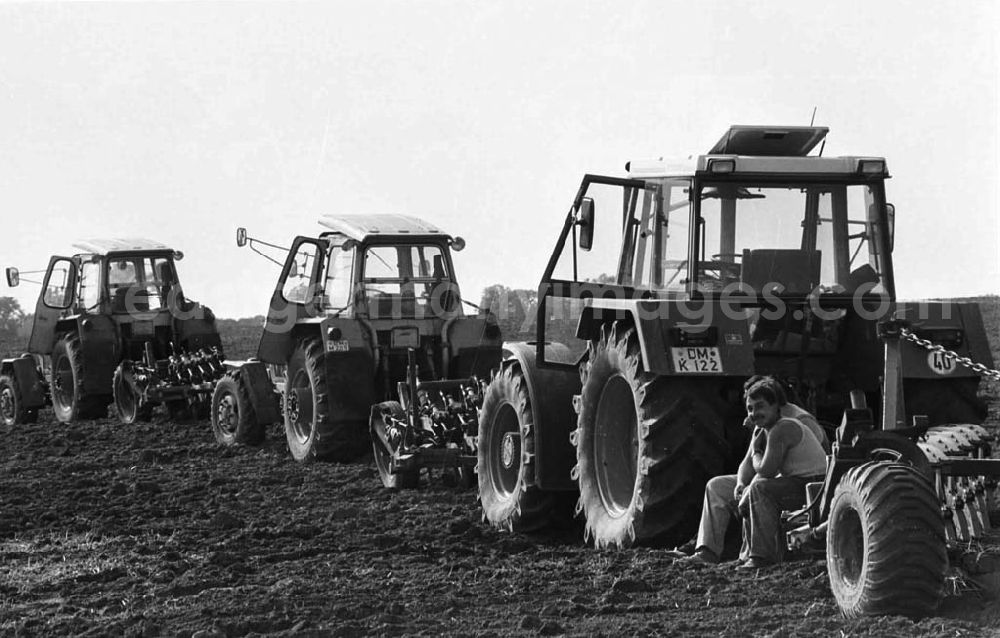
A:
[113,361,153,424]
[371,401,419,489]
[0,374,38,426]
[211,371,265,446]
[574,321,737,548]
[284,338,366,463]
[478,362,570,532]
[827,461,946,618]
[51,334,109,423]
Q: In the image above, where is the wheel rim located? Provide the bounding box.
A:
[287,370,313,443]
[594,374,639,517]
[0,386,14,422]
[216,391,238,436]
[489,403,521,498]
[53,355,74,411]
[833,505,865,586]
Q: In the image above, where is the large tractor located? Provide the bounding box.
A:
[1,239,224,425]
[477,125,1000,616]
[210,214,503,481]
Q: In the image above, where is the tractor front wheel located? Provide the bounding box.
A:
[112,361,152,424]
[211,371,265,446]
[478,362,570,531]
[827,461,947,618]
[370,401,419,489]
[0,374,38,426]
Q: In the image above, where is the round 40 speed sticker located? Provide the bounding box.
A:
[927,351,956,375]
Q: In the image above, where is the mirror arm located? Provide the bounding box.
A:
[248,241,286,268]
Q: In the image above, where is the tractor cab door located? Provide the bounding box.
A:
[28,256,79,354]
[257,237,326,364]
[537,175,666,369]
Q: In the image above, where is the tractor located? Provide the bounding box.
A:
[209,214,503,484]
[476,125,1000,616]
[1,239,224,426]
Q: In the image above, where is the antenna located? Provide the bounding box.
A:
[810,107,817,126]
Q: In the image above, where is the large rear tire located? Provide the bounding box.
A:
[478,362,569,532]
[827,461,947,618]
[0,374,38,426]
[371,401,419,489]
[211,371,265,446]
[51,334,108,423]
[574,321,737,548]
[284,338,366,463]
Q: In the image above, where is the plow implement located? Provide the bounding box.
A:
[113,345,228,423]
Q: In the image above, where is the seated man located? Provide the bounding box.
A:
[683,377,827,568]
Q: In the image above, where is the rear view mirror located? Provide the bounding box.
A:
[885,203,895,252]
[236,227,248,248]
[451,236,466,252]
[5,267,19,287]
[579,198,595,251]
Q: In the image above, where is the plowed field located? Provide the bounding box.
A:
[2,299,1000,637]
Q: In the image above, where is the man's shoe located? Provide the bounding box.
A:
[665,538,698,559]
[680,549,720,566]
[736,557,774,570]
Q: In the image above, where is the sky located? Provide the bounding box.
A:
[0,1,997,318]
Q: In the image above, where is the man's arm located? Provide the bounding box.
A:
[752,420,802,478]
[735,427,764,494]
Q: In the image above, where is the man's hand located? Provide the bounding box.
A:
[752,427,767,454]
[733,481,746,502]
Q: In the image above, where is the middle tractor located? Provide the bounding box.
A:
[210,214,503,482]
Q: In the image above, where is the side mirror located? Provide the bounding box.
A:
[451,236,466,252]
[236,227,248,248]
[885,203,895,252]
[173,251,185,261]
[579,198,595,251]
[5,267,19,287]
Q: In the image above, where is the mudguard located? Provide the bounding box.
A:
[896,301,994,379]
[76,314,118,396]
[502,341,580,491]
[0,355,46,409]
[233,360,281,425]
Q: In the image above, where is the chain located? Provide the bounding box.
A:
[899,328,1000,382]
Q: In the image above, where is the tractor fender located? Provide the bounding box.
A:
[224,360,281,425]
[500,341,580,491]
[895,301,993,379]
[74,314,118,396]
[0,355,46,409]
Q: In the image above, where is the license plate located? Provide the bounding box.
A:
[670,347,723,374]
[326,339,350,353]
[133,321,154,336]
[391,326,419,348]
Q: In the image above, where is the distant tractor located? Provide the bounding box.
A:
[1,239,224,426]
[210,214,502,482]
[476,125,1000,616]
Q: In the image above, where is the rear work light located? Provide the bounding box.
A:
[708,158,736,174]
[858,159,886,175]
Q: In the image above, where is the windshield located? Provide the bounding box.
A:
[695,181,889,296]
[106,255,177,311]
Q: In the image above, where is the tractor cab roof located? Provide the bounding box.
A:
[626,125,889,179]
[72,238,175,256]
[317,214,452,243]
